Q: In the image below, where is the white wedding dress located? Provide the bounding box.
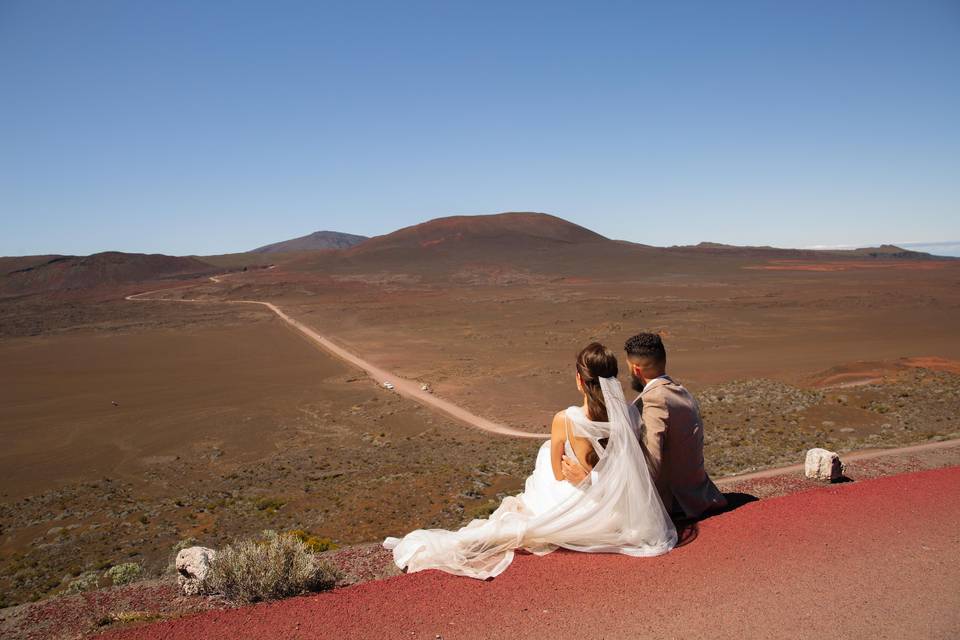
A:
[382,377,678,579]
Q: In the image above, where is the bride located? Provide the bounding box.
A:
[382,342,678,579]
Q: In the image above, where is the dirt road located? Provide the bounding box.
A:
[126,276,544,439]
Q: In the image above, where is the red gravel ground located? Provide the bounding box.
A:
[0,582,224,640]
[104,466,960,640]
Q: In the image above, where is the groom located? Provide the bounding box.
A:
[562,332,727,519]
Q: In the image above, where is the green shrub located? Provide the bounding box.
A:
[202,532,339,603]
[65,571,99,594]
[254,497,285,515]
[104,562,141,586]
[286,529,339,552]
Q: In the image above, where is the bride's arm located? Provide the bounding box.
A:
[549,411,568,481]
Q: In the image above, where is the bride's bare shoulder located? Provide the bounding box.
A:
[550,410,569,435]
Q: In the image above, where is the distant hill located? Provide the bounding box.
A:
[842,244,937,259]
[665,242,941,260]
[277,211,633,280]
[251,231,369,253]
[0,251,219,296]
[0,255,64,275]
[348,212,607,256]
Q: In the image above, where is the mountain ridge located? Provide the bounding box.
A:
[0,251,219,296]
[3,214,954,275]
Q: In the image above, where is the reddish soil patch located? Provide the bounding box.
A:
[808,356,960,388]
[901,356,960,375]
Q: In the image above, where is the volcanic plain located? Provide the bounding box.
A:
[2,212,959,609]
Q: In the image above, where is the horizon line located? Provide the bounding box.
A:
[803,240,960,251]
[6,238,960,259]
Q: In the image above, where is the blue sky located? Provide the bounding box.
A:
[1,1,958,256]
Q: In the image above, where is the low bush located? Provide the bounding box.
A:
[286,529,339,552]
[104,562,142,586]
[202,531,339,603]
[64,571,99,594]
[254,496,286,516]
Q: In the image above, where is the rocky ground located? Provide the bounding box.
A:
[0,402,541,609]
[2,364,957,616]
[699,367,960,475]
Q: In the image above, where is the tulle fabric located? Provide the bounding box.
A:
[382,377,678,579]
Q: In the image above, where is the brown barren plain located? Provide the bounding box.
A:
[2,213,959,612]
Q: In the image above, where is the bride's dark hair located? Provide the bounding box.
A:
[576,342,618,422]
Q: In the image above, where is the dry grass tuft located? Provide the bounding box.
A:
[202,531,339,603]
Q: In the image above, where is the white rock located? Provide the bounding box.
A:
[805,448,845,482]
[176,546,216,596]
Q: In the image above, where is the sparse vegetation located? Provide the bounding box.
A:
[700,371,960,475]
[96,611,163,627]
[104,562,142,586]
[64,571,99,594]
[1,346,956,609]
[287,529,339,552]
[201,531,340,603]
[254,496,286,515]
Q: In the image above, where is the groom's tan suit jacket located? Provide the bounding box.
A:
[633,376,727,519]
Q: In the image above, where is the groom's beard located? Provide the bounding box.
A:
[629,371,645,393]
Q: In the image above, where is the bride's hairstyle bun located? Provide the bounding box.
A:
[576,342,618,422]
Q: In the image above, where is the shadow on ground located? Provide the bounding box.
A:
[672,491,760,548]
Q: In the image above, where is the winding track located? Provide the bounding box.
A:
[125,273,545,439]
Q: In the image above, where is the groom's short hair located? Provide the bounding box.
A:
[624,333,666,366]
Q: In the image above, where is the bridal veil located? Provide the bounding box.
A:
[382,376,678,578]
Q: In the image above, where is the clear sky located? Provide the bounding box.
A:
[2,1,958,257]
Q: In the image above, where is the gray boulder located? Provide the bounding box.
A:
[176,546,216,596]
[804,448,845,482]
